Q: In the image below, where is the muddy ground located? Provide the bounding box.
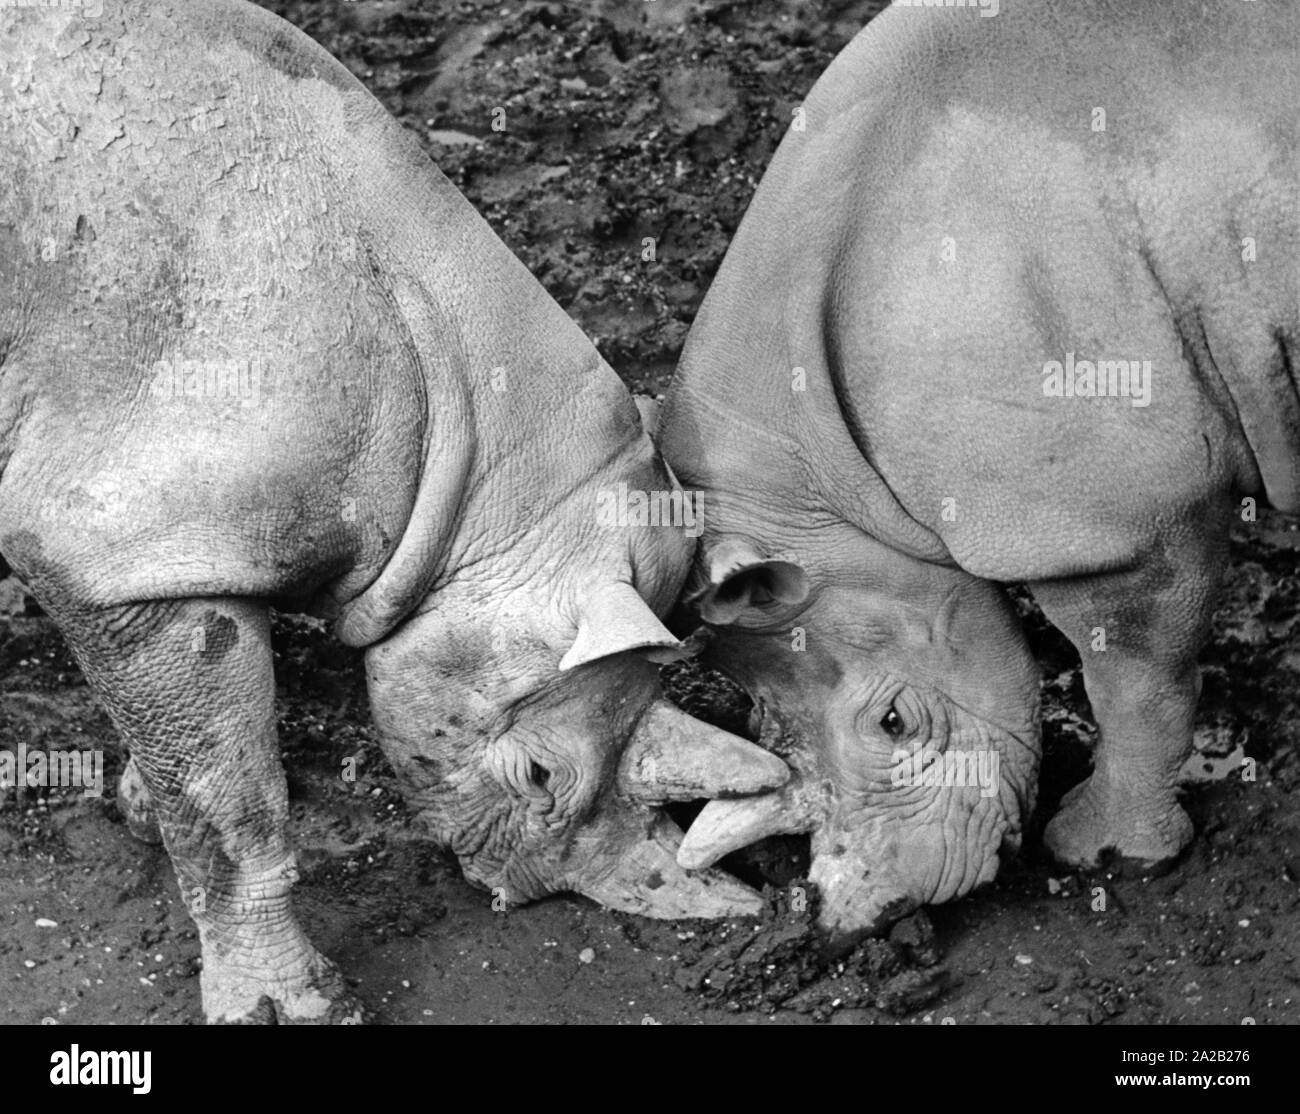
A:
[2,0,1298,1025]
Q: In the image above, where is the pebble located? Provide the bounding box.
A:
[1015,954,1033,965]
[578,948,595,964]
[35,918,57,928]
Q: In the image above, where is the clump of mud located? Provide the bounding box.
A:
[660,656,753,740]
[619,883,948,1022]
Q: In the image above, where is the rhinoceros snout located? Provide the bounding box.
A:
[807,836,921,951]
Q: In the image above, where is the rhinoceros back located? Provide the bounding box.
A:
[0,0,442,609]
[667,0,1300,583]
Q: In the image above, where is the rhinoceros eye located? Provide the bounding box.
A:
[879,704,906,739]
[528,760,551,790]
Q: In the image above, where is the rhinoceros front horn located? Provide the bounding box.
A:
[617,699,791,803]
[567,699,792,919]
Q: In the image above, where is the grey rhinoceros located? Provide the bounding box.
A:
[661,0,1299,946]
[0,0,787,1022]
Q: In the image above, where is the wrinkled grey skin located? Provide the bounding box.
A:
[661,0,1300,947]
[0,0,786,1022]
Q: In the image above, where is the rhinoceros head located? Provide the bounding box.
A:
[362,445,789,921]
[676,535,1041,948]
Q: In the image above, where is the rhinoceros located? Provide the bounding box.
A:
[0,0,788,1022]
[661,0,1298,946]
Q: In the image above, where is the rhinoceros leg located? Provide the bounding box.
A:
[55,596,361,1024]
[1029,515,1228,870]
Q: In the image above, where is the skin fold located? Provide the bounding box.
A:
[0,0,787,1022]
[661,0,1298,946]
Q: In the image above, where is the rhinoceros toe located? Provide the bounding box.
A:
[204,947,365,1025]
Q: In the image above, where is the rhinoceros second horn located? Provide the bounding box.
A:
[676,783,819,872]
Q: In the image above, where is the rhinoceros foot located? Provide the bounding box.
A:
[117,763,363,1023]
[203,937,364,1025]
[1043,776,1194,873]
[116,757,163,846]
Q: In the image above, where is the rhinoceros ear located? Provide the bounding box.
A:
[691,537,809,625]
[559,582,688,671]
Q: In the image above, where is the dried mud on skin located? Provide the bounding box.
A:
[2,0,1299,1024]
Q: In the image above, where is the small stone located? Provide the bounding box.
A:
[1015,954,1033,965]
[578,947,595,964]
[1047,878,1062,895]
[35,918,57,928]
[673,966,703,992]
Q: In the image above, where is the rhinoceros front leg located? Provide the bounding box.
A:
[57,596,361,1024]
[1028,514,1229,870]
